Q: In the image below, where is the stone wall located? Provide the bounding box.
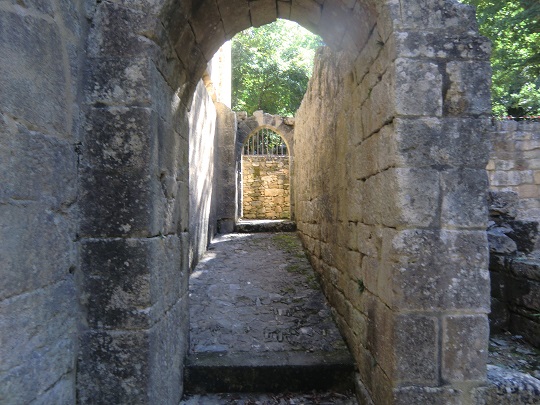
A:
[0,0,501,403]
[236,113,295,220]
[294,1,492,399]
[488,191,540,347]
[189,80,217,268]
[488,120,540,222]
[0,1,87,402]
[77,3,192,402]
[242,156,290,219]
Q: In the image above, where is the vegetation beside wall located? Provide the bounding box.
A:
[232,19,322,116]
[461,0,540,117]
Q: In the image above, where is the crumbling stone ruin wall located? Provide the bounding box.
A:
[0,1,87,403]
[294,2,493,401]
[488,121,540,222]
[242,156,291,219]
[488,191,540,348]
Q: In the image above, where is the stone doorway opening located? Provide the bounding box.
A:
[241,127,291,220]
[77,1,495,404]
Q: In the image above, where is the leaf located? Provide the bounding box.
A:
[232,19,323,116]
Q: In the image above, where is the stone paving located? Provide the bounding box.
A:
[180,391,358,404]
[184,232,356,401]
[188,232,349,355]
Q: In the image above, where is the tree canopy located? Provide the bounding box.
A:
[462,0,540,117]
[232,19,323,116]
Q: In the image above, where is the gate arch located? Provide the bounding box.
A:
[241,126,291,219]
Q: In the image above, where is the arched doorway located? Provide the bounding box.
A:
[78,1,492,403]
[241,126,291,220]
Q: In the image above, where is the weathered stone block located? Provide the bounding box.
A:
[80,238,151,329]
[148,296,188,404]
[394,117,491,168]
[363,168,440,228]
[0,116,77,206]
[190,0,226,60]
[441,168,488,228]
[509,277,540,312]
[510,257,540,282]
[249,0,277,27]
[318,1,349,48]
[354,124,398,181]
[151,234,188,313]
[341,4,375,55]
[356,224,379,258]
[0,11,69,137]
[0,281,77,404]
[290,0,322,32]
[488,191,518,219]
[0,204,76,301]
[395,58,443,117]
[361,68,395,137]
[83,106,157,170]
[394,314,439,385]
[86,3,157,58]
[77,329,150,404]
[349,305,368,347]
[445,61,491,116]
[392,0,478,33]
[364,297,395,378]
[371,364,394,405]
[174,27,207,84]
[506,220,539,254]
[277,0,291,19]
[80,235,186,330]
[218,0,251,38]
[387,229,490,311]
[79,166,163,237]
[84,57,152,105]
[442,314,489,382]
[352,27,384,85]
[509,313,540,348]
[395,31,491,61]
[32,375,75,405]
[487,230,517,255]
[354,348,377,399]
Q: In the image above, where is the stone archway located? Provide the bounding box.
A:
[78,1,492,404]
[241,126,291,219]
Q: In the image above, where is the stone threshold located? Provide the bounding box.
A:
[184,350,355,394]
[235,219,297,233]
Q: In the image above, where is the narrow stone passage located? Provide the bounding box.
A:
[182,231,357,402]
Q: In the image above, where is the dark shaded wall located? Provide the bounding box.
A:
[0,1,88,402]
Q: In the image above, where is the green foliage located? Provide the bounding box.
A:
[461,0,540,116]
[232,19,323,116]
[356,279,365,294]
